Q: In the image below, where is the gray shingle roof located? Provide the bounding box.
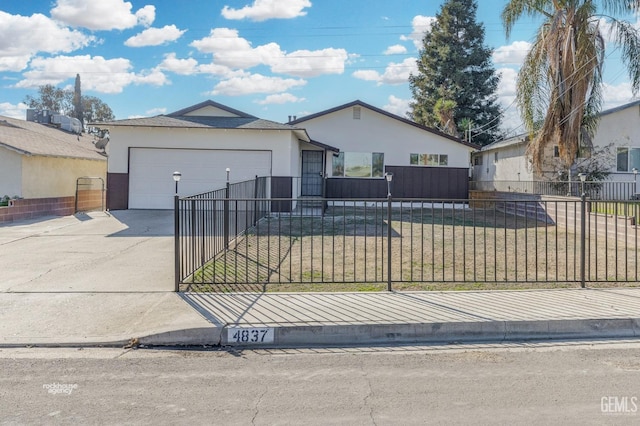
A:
[0,116,106,161]
[98,114,302,131]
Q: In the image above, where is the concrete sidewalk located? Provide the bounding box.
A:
[1,288,639,348]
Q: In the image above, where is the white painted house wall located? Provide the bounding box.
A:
[107,126,298,178]
[295,104,475,176]
[594,103,640,187]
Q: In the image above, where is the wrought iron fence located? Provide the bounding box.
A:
[174,176,270,289]
[176,194,640,291]
[471,180,636,200]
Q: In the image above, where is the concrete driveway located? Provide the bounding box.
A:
[0,210,174,292]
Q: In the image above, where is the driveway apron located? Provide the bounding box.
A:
[0,210,174,292]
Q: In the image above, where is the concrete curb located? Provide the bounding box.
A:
[1,318,637,349]
[218,318,640,349]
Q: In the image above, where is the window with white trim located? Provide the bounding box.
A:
[332,152,384,177]
[410,153,449,166]
[617,147,640,172]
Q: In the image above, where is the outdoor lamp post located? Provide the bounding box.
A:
[578,172,587,288]
[578,173,587,197]
[172,171,181,195]
[226,167,231,183]
[633,167,638,183]
[384,171,394,291]
[384,172,393,197]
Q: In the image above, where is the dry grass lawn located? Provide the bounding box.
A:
[183,206,639,292]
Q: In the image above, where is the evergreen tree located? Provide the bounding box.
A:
[24,84,115,126]
[73,74,84,128]
[409,0,501,146]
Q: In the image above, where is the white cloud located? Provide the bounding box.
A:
[401,15,435,50]
[221,0,311,21]
[146,107,167,116]
[270,48,348,77]
[0,11,93,72]
[497,67,518,98]
[0,56,31,73]
[135,5,156,27]
[0,102,28,120]
[496,67,523,133]
[14,55,168,94]
[134,68,168,86]
[384,44,407,55]
[125,25,186,47]
[191,28,270,68]
[191,28,349,77]
[255,93,305,105]
[383,95,410,118]
[602,81,638,108]
[158,53,199,75]
[352,70,380,82]
[493,41,531,65]
[353,58,416,85]
[197,63,246,78]
[211,73,306,96]
[50,0,155,30]
[380,58,416,84]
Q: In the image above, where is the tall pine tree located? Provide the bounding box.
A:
[409,0,501,146]
[73,74,83,128]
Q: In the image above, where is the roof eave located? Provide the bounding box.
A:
[290,99,481,150]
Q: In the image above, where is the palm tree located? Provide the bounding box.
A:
[502,0,640,172]
[434,98,460,137]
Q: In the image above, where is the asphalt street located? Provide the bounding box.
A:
[1,340,639,425]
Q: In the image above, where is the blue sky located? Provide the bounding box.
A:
[1,0,638,136]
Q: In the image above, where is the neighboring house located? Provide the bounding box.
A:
[472,134,532,183]
[0,114,106,222]
[100,100,324,210]
[473,100,640,192]
[290,100,479,199]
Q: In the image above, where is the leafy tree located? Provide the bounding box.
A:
[24,83,114,127]
[81,96,114,123]
[502,0,640,172]
[24,85,72,115]
[409,0,502,146]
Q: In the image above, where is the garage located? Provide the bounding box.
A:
[128,148,272,209]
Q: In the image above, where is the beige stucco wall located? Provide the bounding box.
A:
[106,126,298,177]
[297,106,476,173]
[0,148,23,197]
[22,156,106,198]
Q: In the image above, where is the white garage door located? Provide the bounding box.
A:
[129,148,272,209]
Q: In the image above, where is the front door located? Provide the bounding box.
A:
[301,150,324,196]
